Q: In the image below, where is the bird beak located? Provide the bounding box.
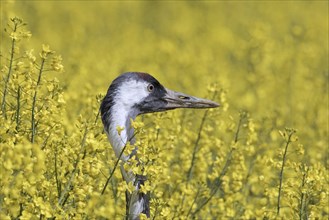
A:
[162,88,220,110]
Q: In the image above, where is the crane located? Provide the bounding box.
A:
[100,72,219,219]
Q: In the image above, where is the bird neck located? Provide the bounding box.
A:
[104,103,138,160]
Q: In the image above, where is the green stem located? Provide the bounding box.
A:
[31,58,45,143]
[15,86,21,131]
[186,109,209,181]
[186,91,218,181]
[101,131,138,195]
[58,126,88,207]
[186,187,201,218]
[299,170,307,220]
[54,144,61,200]
[1,23,18,118]
[277,130,295,216]
[191,113,245,217]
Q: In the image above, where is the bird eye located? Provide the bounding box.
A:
[179,96,190,100]
[147,84,154,92]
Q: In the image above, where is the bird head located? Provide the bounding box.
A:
[101,72,219,119]
[101,72,219,120]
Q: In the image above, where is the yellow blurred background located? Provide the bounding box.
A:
[1,1,328,218]
[2,0,327,151]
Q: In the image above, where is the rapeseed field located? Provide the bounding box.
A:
[1,1,328,219]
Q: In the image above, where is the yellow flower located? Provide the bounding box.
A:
[116,126,124,136]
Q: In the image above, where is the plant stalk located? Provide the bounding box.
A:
[31,58,45,143]
[1,23,18,118]
[191,112,245,217]
[277,130,295,216]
